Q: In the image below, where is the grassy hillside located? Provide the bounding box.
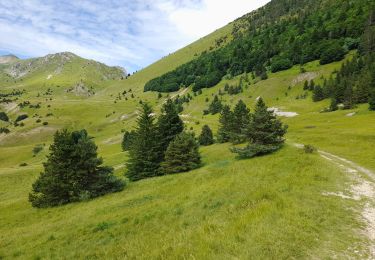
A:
[1,1,375,258]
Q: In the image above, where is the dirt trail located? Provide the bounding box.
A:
[294,143,375,258]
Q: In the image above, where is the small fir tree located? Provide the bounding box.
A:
[232,98,288,158]
[29,129,124,208]
[199,125,214,146]
[161,132,201,174]
[231,100,251,143]
[217,105,234,143]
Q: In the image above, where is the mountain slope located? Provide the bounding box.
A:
[0,0,375,258]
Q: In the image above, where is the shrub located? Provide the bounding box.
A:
[0,127,10,134]
[0,112,9,122]
[199,125,214,146]
[15,114,28,122]
[304,144,316,154]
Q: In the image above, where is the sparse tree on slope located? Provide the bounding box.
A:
[161,132,201,174]
[232,98,288,158]
[127,104,160,181]
[29,129,124,208]
[231,100,251,143]
[217,105,234,143]
[199,125,214,146]
[157,99,184,162]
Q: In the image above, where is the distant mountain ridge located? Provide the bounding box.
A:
[0,52,127,92]
[0,54,19,64]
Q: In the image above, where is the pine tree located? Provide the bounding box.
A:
[208,95,223,114]
[217,105,234,143]
[157,99,184,162]
[126,104,160,181]
[312,85,325,102]
[232,98,288,158]
[231,100,251,143]
[199,125,214,146]
[330,98,339,111]
[121,130,136,151]
[369,89,375,111]
[29,129,124,208]
[161,132,201,174]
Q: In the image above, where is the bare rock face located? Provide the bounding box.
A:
[66,82,95,97]
[0,54,19,64]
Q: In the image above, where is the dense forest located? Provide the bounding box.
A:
[144,0,372,93]
[310,9,375,110]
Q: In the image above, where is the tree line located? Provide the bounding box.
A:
[144,0,371,93]
[310,11,375,111]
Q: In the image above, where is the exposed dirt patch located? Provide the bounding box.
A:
[268,107,299,117]
[291,72,319,86]
[1,102,19,114]
[294,143,375,257]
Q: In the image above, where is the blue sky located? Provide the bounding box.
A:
[0,0,270,73]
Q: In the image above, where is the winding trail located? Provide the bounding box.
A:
[294,143,375,258]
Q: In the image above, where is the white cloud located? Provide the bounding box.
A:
[0,0,271,72]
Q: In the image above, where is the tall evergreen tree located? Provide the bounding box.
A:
[29,129,124,208]
[217,105,234,143]
[121,130,136,151]
[199,125,214,146]
[161,132,201,174]
[231,100,251,143]
[157,99,184,162]
[232,98,288,158]
[208,95,223,114]
[126,104,160,181]
[312,85,325,102]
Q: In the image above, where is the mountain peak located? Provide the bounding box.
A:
[0,54,19,64]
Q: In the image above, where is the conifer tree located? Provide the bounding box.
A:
[161,132,201,174]
[29,129,124,208]
[157,99,184,162]
[231,100,251,143]
[369,90,375,111]
[312,85,325,102]
[208,95,223,114]
[121,130,136,151]
[126,104,160,181]
[0,112,9,122]
[232,98,287,158]
[199,125,214,146]
[217,105,234,143]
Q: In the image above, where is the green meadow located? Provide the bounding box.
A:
[1,21,374,259]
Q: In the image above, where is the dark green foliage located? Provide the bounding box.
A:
[271,57,293,72]
[29,129,124,208]
[312,85,325,102]
[0,112,9,122]
[330,98,339,111]
[231,100,251,143]
[319,40,346,65]
[199,125,214,146]
[207,95,223,115]
[15,114,28,122]
[232,98,288,159]
[369,90,375,111]
[126,104,161,181]
[157,99,184,162]
[0,127,10,134]
[144,0,370,93]
[121,131,136,151]
[217,105,234,143]
[217,100,251,144]
[161,132,201,174]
